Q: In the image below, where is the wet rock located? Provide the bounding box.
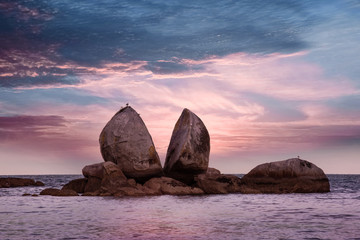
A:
[240,158,330,193]
[35,181,45,186]
[99,106,163,181]
[82,163,104,179]
[144,177,204,195]
[84,177,102,193]
[195,173,242,194]
[62,178,87,193]
[164,108,210,184]
[127,178,137,187]
[205,167,221,177]
[113,186,147,197]
[22,193,31,196]
[0,178,44,188]
[82,191,100,196]
[40,188,78,196]
[100,162,129,194]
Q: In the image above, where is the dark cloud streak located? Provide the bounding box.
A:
[0,115,67,129]
[1,0,318,87]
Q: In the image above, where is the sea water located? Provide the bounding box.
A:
[0,175,359,240]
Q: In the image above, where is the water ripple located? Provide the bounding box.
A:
[0,174,359,239]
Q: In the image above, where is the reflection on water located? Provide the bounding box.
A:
[0,175,359,239]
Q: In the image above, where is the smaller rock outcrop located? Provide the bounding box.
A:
[240,158,330,193]
[164,108,210,184]
[82,163,104,179]
[64,162,148,197]
[99,106,163,181]
[62,178,87,193]
[144,177,204,195]
[40,188,78,196]
[195,168,242,194]
[0,178,44,188]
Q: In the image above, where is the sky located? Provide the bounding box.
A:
[0,0,359,174]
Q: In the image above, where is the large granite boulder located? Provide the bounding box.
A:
[240,158,330,193]
[164,108,210,184]
[99,106,163,181]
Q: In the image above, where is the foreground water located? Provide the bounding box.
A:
[0,175,359,240]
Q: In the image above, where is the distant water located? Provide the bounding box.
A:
[0,175,359,240]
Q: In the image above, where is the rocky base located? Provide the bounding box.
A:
[0,177,44,188]
[60,162,210,197]
[34,158,330,197]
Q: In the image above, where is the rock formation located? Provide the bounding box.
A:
[164,108,210,184]
[99,106,163,181]
[195,168,242,194]
[240,158,330,193]
[144,177,204,195]
[56,107,331,197]
[40,188,78,196]
[63,162,146,197]
[0,177,44,188]
[62,178,87,193]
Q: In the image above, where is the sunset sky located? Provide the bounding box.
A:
[1,0,359,174]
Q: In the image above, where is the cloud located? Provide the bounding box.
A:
[68,51,359,157]
[1,1,359,173]
[0,115,66,129]
[0,0,320,88]
[0,114,101,163]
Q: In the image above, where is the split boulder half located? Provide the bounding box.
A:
[99,106,163,181]
[164,108,210,184]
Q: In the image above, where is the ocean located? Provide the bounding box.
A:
[0,174,359,240]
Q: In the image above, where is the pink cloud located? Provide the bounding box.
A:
[47,51,357,159]
[3,50,359,174]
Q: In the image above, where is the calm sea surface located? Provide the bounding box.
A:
[0,174,359,240]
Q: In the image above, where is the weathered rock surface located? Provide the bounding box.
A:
[99,106,163,181]
[82,163,104,179]
[0,178,44,188]
[75,162,147,196]
[99,161,130,195]
[62,178,87,193]
[84,177,102,193]
[205,167,221,177]
[144,177,204,195]
[240,158,330,193]
[195,171,242,194]
[40,188,78,196]
[164,108,210,184]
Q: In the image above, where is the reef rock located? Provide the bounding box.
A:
[0,177,44,188]
[99,106,163,181]
[40,188,78,196]
[164,108,210,184]
[240,158,330,193]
